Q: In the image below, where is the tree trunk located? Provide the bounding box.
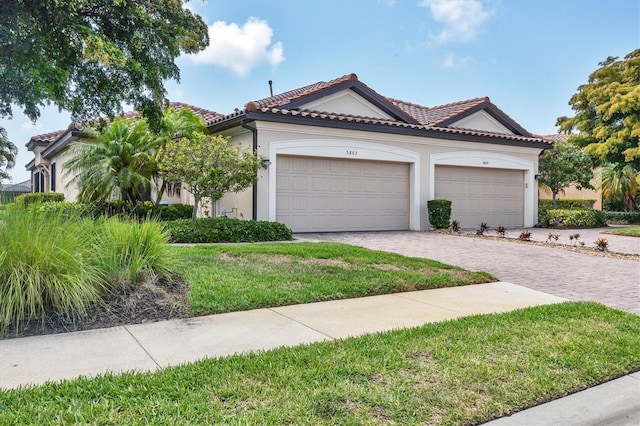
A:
[552,191,558,209]
[192,197,199,221]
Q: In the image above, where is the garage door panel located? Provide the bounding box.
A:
[435,165,524,228]
[277,156,409,232]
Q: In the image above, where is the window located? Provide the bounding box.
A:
[50,163,56,192]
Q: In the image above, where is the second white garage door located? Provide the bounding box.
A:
[276,155,410,232]
[434,165,524,228]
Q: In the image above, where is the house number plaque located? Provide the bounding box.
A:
[346,150,358,156]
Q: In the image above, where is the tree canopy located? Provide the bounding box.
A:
[557,49,640,167]
[158,134,261,220]
[0,0,208,129]
[538,139,594,208]
[0,127,17,183]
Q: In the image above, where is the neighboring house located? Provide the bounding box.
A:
[0,179,31,204]
[26,73,551,231]
[538,134,602,210]
[25,102,222,205]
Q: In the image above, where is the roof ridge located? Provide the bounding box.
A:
[428,97,489,110]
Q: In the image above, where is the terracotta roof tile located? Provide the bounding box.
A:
[388,97,488,126]
[538,133,571,143]
[29,129,68,144]
[256,107,549,144]
[246,73,359,111]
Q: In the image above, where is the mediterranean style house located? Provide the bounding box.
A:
[27,73,550,231]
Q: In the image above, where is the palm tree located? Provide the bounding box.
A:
[0,127,17,183]
[65,118,155,203]
[598,163,640,211]
[150,106,206,204]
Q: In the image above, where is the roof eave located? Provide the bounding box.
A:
[41,130,88,158]
[243,111,549,149]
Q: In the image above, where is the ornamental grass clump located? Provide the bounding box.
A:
[93,218,176,292]
[0,205,105,333]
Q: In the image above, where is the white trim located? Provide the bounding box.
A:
[429,151,536,227]
[268,140,421,230]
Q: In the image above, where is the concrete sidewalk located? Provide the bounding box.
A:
[1,282,564,389]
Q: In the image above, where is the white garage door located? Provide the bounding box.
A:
[434,166,524,228]
[276,155,410,232]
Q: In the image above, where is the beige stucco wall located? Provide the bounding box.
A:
[212,121,543,230]
[539,180,602,210]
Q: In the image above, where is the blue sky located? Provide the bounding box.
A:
[2,0,639,184]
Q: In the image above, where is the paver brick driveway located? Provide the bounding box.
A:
[295,231,640,315]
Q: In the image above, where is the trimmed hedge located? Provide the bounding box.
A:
[14,192,64,207]
[90,201,194,221]
[427,199,452,229]
[605,211,640,224]
[538,198,598,225]
[35,201,194,222]
[546,209,607,228]
[539,199,596,210]
[165,218,293,243]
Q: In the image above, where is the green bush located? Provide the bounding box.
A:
[14,192,64,207]
[88,201,193,221]
[93,218,175,291]
[427,199,452,229]
[538,199,598,225]
[604,211,640,224]
[546,209,607,228]
[539,199,596,210]
[166,218,293,243]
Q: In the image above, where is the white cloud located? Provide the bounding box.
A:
[420,0,492,44]
[441,52,470,69]
[188,17,284,76]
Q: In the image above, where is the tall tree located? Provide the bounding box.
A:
[538,139,594,208]
[158,134,261,220]
[0,0,208,133]
[557,49,640,167]
[0,128,17,183]
[65,119,155,203]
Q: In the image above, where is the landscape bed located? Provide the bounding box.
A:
[1,302,639,425]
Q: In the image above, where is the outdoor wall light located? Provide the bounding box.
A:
[534,173,542,180]
[260,158,271,169]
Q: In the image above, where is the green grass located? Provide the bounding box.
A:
[1,302,638,425]
[603,225,640,237]
[172,242,495,315]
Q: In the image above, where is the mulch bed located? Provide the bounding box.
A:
[2,274,190,340]
[434,230,640,261]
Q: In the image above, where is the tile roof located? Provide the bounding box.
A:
[252,107,549,144]
[388,97,488,126]
[245,73,359,111]
[27,102,222,145]
[538,133,571,143]
[212,74,536,140]
[1,179,31,192]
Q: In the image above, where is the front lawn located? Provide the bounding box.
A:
[2,302,639,425]
[603,225,640,237]
[172,242,495,316]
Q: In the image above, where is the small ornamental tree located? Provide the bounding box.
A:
[158,134,261,221]
[538,139,594,209]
